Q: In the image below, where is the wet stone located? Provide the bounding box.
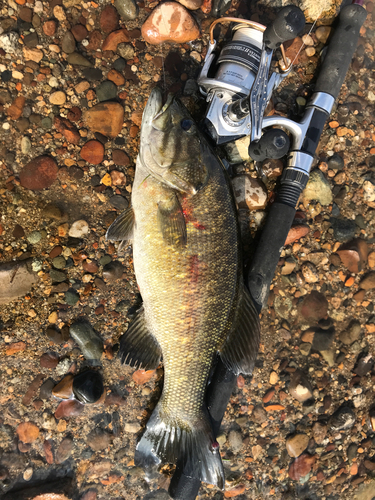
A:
[353,352,374,377]
[55,399,84,419]
[67,52,93,67]
[40,378,56,399]
[228,430,243,453]
[115,0,139,21]
[100,5,120,32]
[96,81,118,102]
[117,43,135,59]
[82,68,103,81]
[40,352,59,369]
[69,220,89,238]
[27,231,42,244]
[330,217,357,242]
[50,270,67,283]
[289,370,313,402]
[288,453,316,481]
[302,169,333,206]
[330,406,356,431]
[20,155,58,190]
[73,370,104,404]
[312,422,327,444]
[69,320,103,360]
[301,291,328,322]
[339,320,361,345]
[103,261,124,281]
[109,195,128,211]
[65,289,80,306]
[360,271,375,290]
[16,422,40,443]
[328,153,344,170]
[286,433,309,458]
[312,328,335,352]
[55,436,74,464]
[52,256,66,269]
[62,32,76,54]
[87,428,111,451]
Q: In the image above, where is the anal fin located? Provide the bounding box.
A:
[157,193,187,247]
[119,306,161,370]
[106,206,135,242]
[220,284,260,375]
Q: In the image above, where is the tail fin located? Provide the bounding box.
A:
[134,402,224,489]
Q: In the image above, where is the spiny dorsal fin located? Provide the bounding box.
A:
[106,206,135,242]
[157,193,187,247]
[119,306,162,370]
[220,285,260,375]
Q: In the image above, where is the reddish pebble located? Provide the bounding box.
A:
[18,441,31,453]
[104,393,127,406]
[55,436,74,464]
[102,29,130,51]
[285,225,310,246]
[44,439,54,464]
[112,149,129,166]
[337,238,368,273]
[49,246,63,259]
[100,5,120,33]
[19,6,32,22]
[237,374,245,389]
[80,140,104,164]
[80,490,98,500]
[22,374,45,406]
[87,30,102,51]
[129,125,139,138]
[20,156,58,191]
[110,170,126,186]
[55,399,84,419]
[71,24,88,42]
[83,102,124,138]
[6,96,26,120]
[224,484,246,498]
[52,374,74,400]
[40,352,59,369]
[83,260,99,273]
[262,387,275,403]
[95,304,105,315]
[43,20,57,36]
[6,341,26,355]
[289,453,316,480]
[16,422,40,443]
[67,106,82,122]
[201,0,212,13]
[54,116,80,145]
[107,69,125,86]
[132,369,156,385]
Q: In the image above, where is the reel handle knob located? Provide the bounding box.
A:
[249,128,290,162]
[263,6,305,50]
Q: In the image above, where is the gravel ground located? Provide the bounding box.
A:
[0,0,375,499]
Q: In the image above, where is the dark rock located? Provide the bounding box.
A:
[347,443,357,460]
[49,270,67,283]
[55,436,74,464]
[353,352,374,377]
[62,32,76,53]
[109,195,128,211]
[301,291,328,322]
[330,217,357,242]
[100,5,120,32]
[40,352,59,369]
[65,289,80,306]
[113,57,126,71]
[96,81,117,102]
[328,153,344,170]
[23,32,39,48]
[69,320,103,360]
[13,224,25,239]
[82,68,103,81]
[73,370,104,404]
[312,328,335,352]
[71,24,88,42]
[330,406,356,431]
[40,378,56,399]
[289,370,314,402]
[339,320,361,345]
[55,399,84,419]
[103,261,124,281]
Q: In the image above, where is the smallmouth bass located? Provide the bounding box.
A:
[107,87,260,489]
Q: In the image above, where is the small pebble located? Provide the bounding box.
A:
[69,220,89,238]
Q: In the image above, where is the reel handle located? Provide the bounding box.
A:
[263,5,305,50]
[315,2,367,99]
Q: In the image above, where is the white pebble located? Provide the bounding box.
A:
[23,468,33,481]
[69,220,89,238]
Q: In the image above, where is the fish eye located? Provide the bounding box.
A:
[180,119,194,132]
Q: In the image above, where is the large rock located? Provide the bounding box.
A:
[257,0,341,23]
[142,2,200,44]
[0,259,38,304]
[83,102,124,138]
[19,156,58,190]
[302,169,333,206]
[232,175,267,210]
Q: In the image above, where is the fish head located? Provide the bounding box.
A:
[140,88,209,195]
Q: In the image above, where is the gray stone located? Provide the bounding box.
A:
[114,0,139,20]
[339,320,361,345]
[228,430,243,453]
[21,136,32,154]
[312,328,335,352]
[302,169,333,206]
[0,32,19,54]
[96,81,117,102]
[62,32,76,54]
[103,261,124,282]
[27,230,42,244]
[23,32,39,48]
[69,320,103,360]
[330,217,357,242]
[49,270,67,283]
[117,43,135,60]
[0,259,38,304]
[110,195,128,211]
[328,153,344,170]
[82,68,103,81]
[41,117,52,129]
[67,52,94,67]
[52,256,66,269]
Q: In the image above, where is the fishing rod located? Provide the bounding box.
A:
[169,0,367,498]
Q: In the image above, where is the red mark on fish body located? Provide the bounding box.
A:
[188,255,200,284]
[181,197,206,230]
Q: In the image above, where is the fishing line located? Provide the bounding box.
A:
[290,2,326,67]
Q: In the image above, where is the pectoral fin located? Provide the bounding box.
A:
[220,285,260,375]
[106,207,135,242]
[157,194,187,247]
[119,306,162,370]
